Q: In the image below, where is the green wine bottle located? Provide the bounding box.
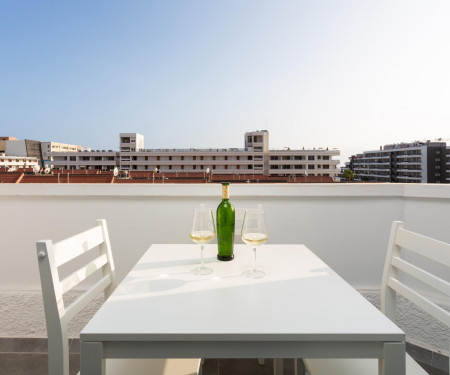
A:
[216,182,235,261]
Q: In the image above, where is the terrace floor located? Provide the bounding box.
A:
[0,338,447,375]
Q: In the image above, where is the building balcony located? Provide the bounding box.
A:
[0,184,448,374]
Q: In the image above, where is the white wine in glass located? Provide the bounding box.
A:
[241,208,268,278]
[190,207,216,275]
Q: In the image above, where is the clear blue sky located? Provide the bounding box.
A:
[1,0,449,165]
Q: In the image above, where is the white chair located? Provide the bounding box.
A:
[302,221,450,375]
[37,219,200,375]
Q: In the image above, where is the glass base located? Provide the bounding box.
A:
[192,266,213,276]
[242,269,265,279]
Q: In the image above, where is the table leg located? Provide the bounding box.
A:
[379,342,405,375]
[80,341,105,375]
[274,359,283,375]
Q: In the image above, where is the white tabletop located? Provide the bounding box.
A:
[82,244,404,344]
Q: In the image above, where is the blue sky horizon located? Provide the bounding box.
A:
[1,0,449,165]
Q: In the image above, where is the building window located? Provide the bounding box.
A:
[247,136,252,143]
[294,165,302,169]
[294,156,302,160]
[69,156,76,161]
[248,156,253,160]
[282,156,290,160]
[308,155,314,160]
[283,165,290,169]
[308,165,315,170]
[248,165,253,169]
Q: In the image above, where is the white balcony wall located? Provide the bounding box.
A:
[0,184,449,353]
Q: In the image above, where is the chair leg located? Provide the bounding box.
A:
[295,359,307,375]
[274,359,283,375]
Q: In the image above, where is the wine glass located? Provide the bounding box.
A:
[241,208,268,278]
[190,206,216,275]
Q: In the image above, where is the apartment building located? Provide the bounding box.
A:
[47,130,341,180]
[0,154,39,170]
[351,141,448,183]
[5,139,43,166]
[447,146,450,183]
[41,142,82,166]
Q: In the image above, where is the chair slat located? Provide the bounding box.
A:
[53,226,104,267]
[391,256,450,297]
[388,277,450,326]
[60,254,108,294]
[62,274,111,324]
[395,228,450,267]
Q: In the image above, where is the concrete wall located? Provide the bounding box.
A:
[0,183,449,353]
[5,140,27,157]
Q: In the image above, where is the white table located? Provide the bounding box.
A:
[80,244,405,374]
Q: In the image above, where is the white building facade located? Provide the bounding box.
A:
[41,142,81,167]
[0,154,39,170]
[47,131,341,180]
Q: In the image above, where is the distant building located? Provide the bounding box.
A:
[47,130,341,180]
[0,154,39,171]
[5,139,43,167]
[41,142,82,167]
[447,146,450,183]
[351,141,448,183]
[0,137,17,155]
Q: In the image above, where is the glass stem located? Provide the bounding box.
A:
[200,244,205,269]
[252,247,257,273]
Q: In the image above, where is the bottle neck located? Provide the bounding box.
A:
[222,185,229,199]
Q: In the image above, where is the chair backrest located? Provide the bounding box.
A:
[381,221,450,371]
[37,219,117,375]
